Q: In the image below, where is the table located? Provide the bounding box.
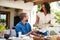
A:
[5,36,60,40]
[8,36,45,40]
[33,36,45,40]
[8,37,33,40]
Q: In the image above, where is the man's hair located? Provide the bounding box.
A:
[19,13,27,21]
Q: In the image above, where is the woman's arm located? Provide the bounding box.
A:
[48,20,51,24]
[33,15,40,26]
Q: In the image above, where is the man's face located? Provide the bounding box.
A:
[23,14,28,22]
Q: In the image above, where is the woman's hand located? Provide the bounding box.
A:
[33,24,36,27]
[31,30,37,33]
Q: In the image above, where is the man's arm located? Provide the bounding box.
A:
[25,30,38,36]
[25,23,38,36]
[15,25,22,37]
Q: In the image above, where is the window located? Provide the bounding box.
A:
[0,14,6,26]
[0,11,10,29]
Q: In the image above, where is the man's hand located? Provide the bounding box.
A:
[25,30,38,36]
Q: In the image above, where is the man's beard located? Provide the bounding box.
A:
[26,20,28,22]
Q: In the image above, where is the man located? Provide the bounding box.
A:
[15,13,36,37]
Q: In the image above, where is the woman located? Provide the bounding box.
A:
[33,2,53,36]
[34,2,52,28]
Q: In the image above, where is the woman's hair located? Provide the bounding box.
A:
[40,2,50,13]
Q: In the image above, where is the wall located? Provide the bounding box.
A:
[0,1,34,10]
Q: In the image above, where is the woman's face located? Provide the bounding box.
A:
[42,5,46,12]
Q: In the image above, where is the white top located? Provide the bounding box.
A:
[37,12,52,28]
